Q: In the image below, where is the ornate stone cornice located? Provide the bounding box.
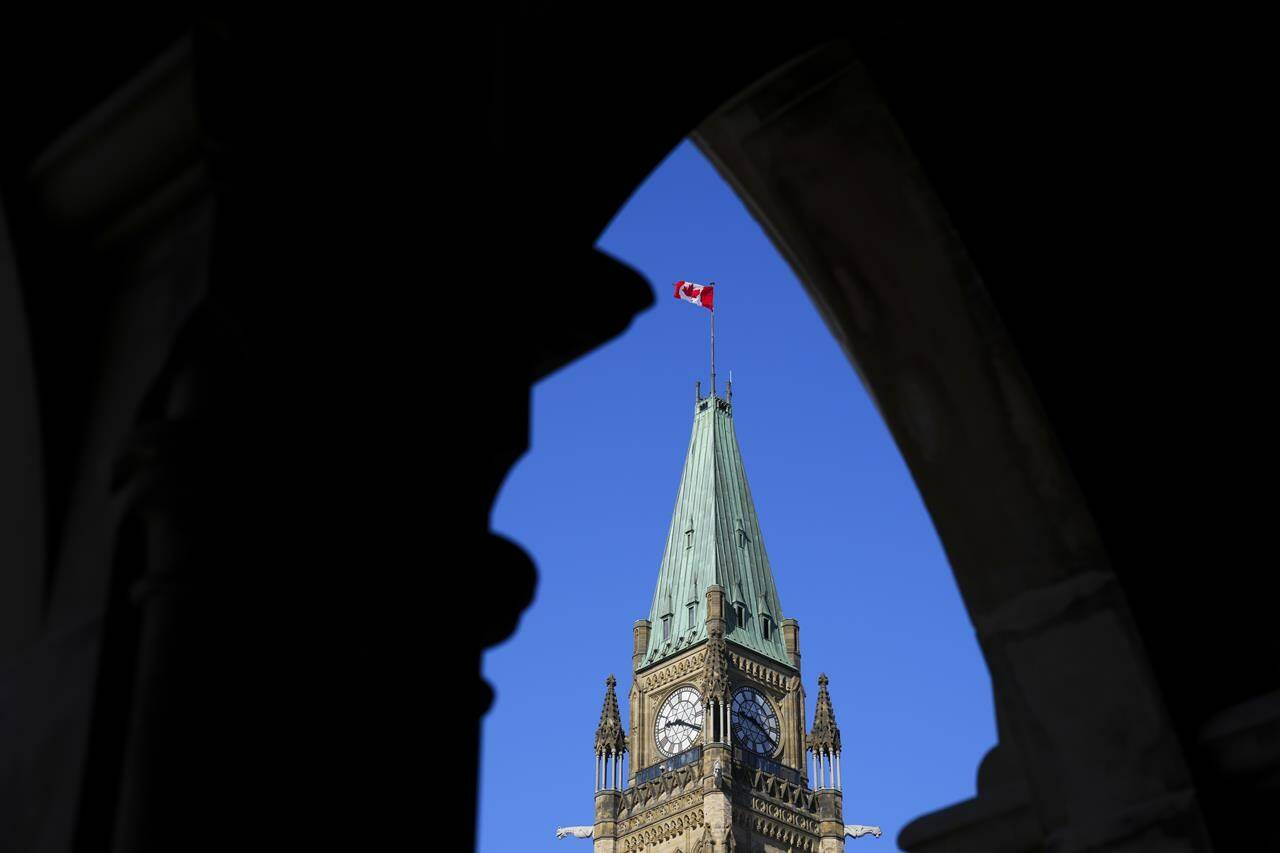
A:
[638,649,707,693]
[616,790,701,833]
[620,808,704,850]
[737,808,818,851]
[728,649,795,692]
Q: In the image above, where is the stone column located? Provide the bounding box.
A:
[785,674,806,772]
[701,576,734,853]
[703,754,733,853]
[629,681,643,775]
[704,585,729,747]
[817,789,845,853]
[593,789,620,853]
[631,620,650,771]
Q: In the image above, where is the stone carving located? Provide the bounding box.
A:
[749,797,820,833]
[749,769,817,812]
[700,627,730,702]
[556,826,594,839]
[845,824,882,839]
[617,791,700,832]
[621,808,704,850]
[621,765,700,815]
[713,759,723,787]
[747,815,816,851]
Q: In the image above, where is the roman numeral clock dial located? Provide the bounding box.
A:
[654,686,704,756]
[732,687,780,755]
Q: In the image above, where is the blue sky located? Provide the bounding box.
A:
[478,140,995,850]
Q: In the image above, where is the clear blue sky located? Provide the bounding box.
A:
[479,140,995,850]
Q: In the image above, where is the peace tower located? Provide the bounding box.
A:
[556,388,878,851]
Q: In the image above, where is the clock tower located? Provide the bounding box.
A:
[568,389,866,852]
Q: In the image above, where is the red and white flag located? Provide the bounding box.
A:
[674,280,714,310]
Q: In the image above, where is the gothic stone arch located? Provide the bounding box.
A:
[690,41,1208,851]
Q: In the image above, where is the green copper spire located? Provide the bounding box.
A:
[640,392,791,669]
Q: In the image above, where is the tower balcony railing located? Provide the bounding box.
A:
[633,745,702,786]
[734,747,802,786]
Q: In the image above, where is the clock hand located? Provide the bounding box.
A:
[665,719,702,729]
[738,715,773,743]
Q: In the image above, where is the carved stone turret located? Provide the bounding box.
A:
[807,673,842,755]
[593,676,627,852]
[700,625,731,706]
[782,618,801,668]
[701,586,733,750]
[595,675,628,757]
[806,673,847,849]
[631,620,650,671]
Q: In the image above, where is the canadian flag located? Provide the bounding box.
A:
[674,280,714,310]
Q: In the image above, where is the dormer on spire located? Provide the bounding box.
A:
[685,577,699,632]
[806,673,844,791]
[594,675,628,792]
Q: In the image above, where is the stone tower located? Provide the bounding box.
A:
[581,391,856,852]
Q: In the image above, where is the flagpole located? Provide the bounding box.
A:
[709,281,716,397]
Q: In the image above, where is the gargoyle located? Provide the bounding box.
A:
[845,824,882,839]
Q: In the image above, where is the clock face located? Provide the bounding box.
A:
[732,687,781,756]
[654,685,704,756]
